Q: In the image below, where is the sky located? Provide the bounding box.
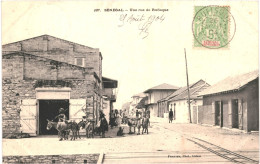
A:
[2,1,259,109]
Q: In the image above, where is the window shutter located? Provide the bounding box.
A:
[238,99,243,130]
[228,100,232,128]
[20,99,37,136]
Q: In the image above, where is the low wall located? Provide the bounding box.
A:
[3,154,99,164]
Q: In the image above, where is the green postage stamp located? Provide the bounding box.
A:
[193,6,235,49]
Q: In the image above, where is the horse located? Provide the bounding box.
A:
[142,117,149,134]
[78,120,94,138]
[46,119,69,141]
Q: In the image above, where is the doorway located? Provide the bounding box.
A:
[215,101,223,127]
[39,100,69,135]
[232,99,239,128]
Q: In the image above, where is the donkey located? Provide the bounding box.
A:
[67,121,80,140]
[46,119,69,141]
[126,117,138,134]
[78,120,94,138]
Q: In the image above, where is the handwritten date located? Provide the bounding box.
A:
[118,14,165,39]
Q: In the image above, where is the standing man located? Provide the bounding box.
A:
[146,108,150,126]
[169,106,173,123]
[110,110,115,129]
[100,112,108,138]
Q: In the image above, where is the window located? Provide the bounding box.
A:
[75,58,85,67]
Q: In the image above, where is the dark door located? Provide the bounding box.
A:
[39,100,69,135]
[215,101,223,127]
[232,99,239,128]
[215,101,220,126]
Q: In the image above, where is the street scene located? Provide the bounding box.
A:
[2,1,259,164]
[3,117,259,163]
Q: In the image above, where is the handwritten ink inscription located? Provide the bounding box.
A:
[118,14,166,39]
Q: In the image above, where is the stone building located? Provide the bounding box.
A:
[2,35,115,137]
[199,70,259,132]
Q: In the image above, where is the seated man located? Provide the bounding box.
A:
[117,127,124,136]
[55,108,69,128]
[54,108,68,141]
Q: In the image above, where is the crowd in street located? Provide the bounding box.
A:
[51,106,152,140]
[103,108,151,136]
[109,108,150,126]
[52,104,175,140]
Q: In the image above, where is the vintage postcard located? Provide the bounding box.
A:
[2,0,259,163]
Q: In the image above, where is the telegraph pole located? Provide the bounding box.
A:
[184,48,192,123]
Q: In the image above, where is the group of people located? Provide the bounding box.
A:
[109,109,124,128]
[53,107,153,138]
[53,107,110,138]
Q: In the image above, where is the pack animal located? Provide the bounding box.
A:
[67,121,80,140]
[126,117,138,134]
[78,120,94,138]
[46,119,69,141]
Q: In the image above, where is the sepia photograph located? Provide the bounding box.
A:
[2,1,259,163]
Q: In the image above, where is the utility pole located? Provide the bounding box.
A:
[184,48,192,123]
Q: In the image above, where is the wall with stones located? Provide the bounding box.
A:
[3,53,86,80]
[2,79,37,136]
[2,53,101,137]
[3,154,99,164]
[2,55,24,80]
[2,35,102,79]
[2,78,98,137]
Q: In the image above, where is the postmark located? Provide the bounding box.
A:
[192,6,236,49]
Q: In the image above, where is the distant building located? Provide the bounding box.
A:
[129,92,147,116]
[144,83,179,117]
[200,70,259,132]
[121,101,131,116]
[163,80,210,123]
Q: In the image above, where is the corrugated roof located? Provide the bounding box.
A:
[168,80,210,101]
[158,80,210,102]
[144,83,179,93]
[169,82,210,101]
[200,70,259,96]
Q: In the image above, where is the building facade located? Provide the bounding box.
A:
[2,35,116,137]
[167,80,210,123]
[144,83,178,117]
[200,70,259,132]
[129,92,147,116]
